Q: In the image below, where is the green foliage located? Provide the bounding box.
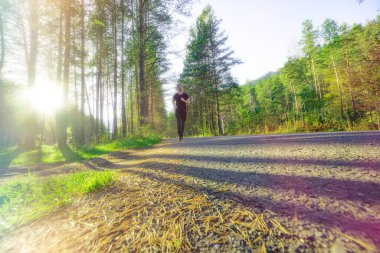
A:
[0,135,161,166]
[0,171,116,235]
[0,79,23,148]
[77,135,161,159]
[182,16,380,135]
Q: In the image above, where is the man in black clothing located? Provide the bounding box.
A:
[173,84,190,141]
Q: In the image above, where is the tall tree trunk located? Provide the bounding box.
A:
[73,24,78,111]
[311,58,320,98]
[130,78,135,134]
[95,34,103,135]
[215,86,222,135]
[345,50,355,111]
[112,0,118,139]
[149,82,153,125]
[210,100,215,134]
[100,56,105,134]
[121,0,127,137]
[138,0,146,126]
[331,55,344,119]
[25,0,39,148]
[84,81,92,117]
[107,74,111,132]
[58,0,72,148]
[91,69,96,135]
[73,24,79,143]
[55,3,63,145]
[0,11,5,72]
[199,94,204,135]
[80,0,86,144]
[95,47,100,135]
[56,3,63,84]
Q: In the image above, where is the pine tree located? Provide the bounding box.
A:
[180,5,240,135]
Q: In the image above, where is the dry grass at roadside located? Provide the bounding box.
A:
[101,174,291,252]
[0,173,294,252]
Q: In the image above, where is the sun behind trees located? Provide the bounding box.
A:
[0,0,192,149]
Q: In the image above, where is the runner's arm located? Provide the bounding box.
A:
[181,97,190,105]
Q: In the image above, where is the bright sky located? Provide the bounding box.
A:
[164,0,379,109]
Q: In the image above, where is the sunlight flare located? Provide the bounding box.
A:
[20,77,63,115]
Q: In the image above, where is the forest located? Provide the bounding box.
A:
[0,0,192,150]
[0,1,379,251]
[0,0,379,150]
[179,7,380,135]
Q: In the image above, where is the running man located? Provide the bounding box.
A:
[173,84,190,141]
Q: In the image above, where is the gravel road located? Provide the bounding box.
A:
[163,132,380,249]
[116,131,380,251]
[1,131,379,252]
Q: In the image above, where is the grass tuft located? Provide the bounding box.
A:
[0,171,117,235]
[77,135,162,159]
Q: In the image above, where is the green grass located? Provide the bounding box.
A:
[0,171,117,235]
[9,145,67,165]
[0,135,161,166]
[76,135,162,159]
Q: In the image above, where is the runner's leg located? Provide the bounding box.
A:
[175,110,182,140]
[180,110,187,140]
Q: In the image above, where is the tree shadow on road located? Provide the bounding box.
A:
[0,147,23,169]
[121,167,380,248]
[85,143,380,248]
[108,152,380,171]
[59,146,84,162]
[173,132,380,147]
[116,161,380,204]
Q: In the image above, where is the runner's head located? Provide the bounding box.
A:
[177,84,184,93]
